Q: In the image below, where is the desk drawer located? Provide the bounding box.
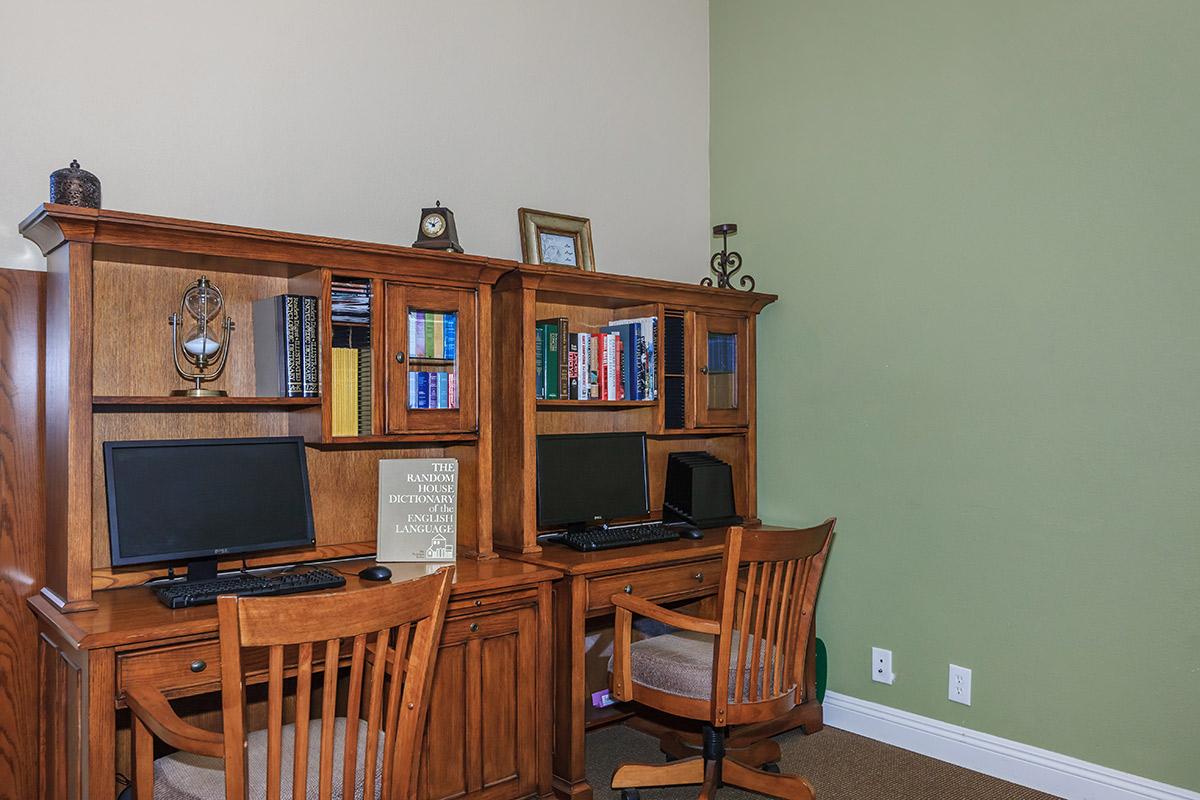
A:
[587,559,722,613]
[118,640,221,700]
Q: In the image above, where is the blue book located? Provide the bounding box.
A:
[408,371,418,409]
[601,323,638,400]
[444,314,457,361]
[429,371,439,408]
[437,372,449,409]
[417,372,429,409]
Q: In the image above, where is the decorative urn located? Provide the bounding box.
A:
[49,159,101,208]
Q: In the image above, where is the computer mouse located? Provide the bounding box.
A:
[678,527,704,540]
[358,564,393,582]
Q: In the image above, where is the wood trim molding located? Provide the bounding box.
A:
[823,692,1199,800]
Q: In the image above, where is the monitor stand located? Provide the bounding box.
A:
[184,558,219,583]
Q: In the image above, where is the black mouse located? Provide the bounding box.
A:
[677,527,704,540]
[358,564,393,581]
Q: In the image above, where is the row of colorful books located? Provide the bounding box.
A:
[331,347,372,436]
[252,294,319,397]
[408,370,459,409]
[534,316,658,401]
[408,311,457,360]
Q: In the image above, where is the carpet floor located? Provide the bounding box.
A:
[584,725,1062,799]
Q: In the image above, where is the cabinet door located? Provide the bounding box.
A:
[385,284,478,433]
[420,606,539,800]
[694,313,749,427]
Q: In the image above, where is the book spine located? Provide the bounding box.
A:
[425,314,435,359]
[284,295,303,397]
[650,318,658,399]
[408,312,417,360]
[448,372,457,408]
[578,334,589,400]
[415,313,425,358]
[300,295,319,397]
[603,334,614,400]
[444,313,457,361]
[417,371,429,409]
[535,323,545,400]
[568,334,579,400]
[590,334,600,399]
[429,371,439,409]
[557,318,569,399]
[437,372,449,409]
[357,348,371,435]
[408,371,418,409]
[617,335,626,400]
[546,324,559,400]
[433,314,444,359]
[636,332,647,401]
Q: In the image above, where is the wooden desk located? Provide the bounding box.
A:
[508,527,824,800]
[29,557,560,800]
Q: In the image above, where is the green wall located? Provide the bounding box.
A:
[711,1,1199,790]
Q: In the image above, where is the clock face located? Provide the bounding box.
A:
[421,213,447,239]
[539,232,577,267]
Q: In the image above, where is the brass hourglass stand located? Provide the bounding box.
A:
[169,276,235,397]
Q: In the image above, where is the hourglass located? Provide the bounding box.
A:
[169,276,235,396]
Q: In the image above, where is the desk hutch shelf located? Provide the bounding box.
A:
[20,204,507,612]
[490,263,776,554]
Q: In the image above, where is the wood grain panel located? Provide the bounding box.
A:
[92,259,292,398]
[0,268,45,800]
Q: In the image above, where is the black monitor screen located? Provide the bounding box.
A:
[104,437,316,566]
[536,432,649,527]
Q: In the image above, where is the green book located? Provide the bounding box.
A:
[539,318,560,399]
[426,312,436,358]
[535,323,546,399]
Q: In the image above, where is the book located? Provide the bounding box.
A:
[607,316,659,400]
[601,322,638,400]
[300,295,319,398]
[357,347,372,435]
[448,372,457,408]
[444,313,456,361]
[253,294,308,398]
[437,372,449,409]
[417,371,429,409]
[556,318,569,399]
[414,313,426,358]
[535,323,546,400]
[331,347,359,436]
[426,313,436,359]
[377,458,458,562]
[540,319,561,399]
[567,334,579,400]
[589,334,600,399]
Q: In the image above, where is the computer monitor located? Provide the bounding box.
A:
[104,436,316,580]
[535,432,649,530]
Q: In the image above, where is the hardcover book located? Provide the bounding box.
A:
[377,458,458,562]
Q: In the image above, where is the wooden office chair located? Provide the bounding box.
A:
[125,568,453,800]
[609,520,835,799]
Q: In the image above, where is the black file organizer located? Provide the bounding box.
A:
[662,451,743,528]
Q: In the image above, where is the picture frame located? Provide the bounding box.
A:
[518,208,595,271]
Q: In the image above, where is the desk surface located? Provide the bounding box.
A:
[508,524,795,576]
[29,556,560,651]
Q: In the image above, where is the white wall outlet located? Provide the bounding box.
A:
[871,647,895,685]
[949,664,972,705]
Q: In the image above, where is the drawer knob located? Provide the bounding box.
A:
[623,584,633,594]
[700,366,709,375]
[395,351,405,364]
[474,599,482,607]
[694,571,704,582]
[469,623,479,633]
[189,659,207,673]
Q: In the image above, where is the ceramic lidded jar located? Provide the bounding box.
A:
[49,159,101,208]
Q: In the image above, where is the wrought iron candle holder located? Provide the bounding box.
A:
[702,223,755,292]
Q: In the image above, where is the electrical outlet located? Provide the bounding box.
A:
[949,664,972,705]
[871,647,894,685]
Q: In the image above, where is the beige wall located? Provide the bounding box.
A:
[0,0,709,282]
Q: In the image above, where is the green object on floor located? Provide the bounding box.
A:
[815,637,827,702]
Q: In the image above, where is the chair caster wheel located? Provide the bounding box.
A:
[621,790,642,800]
[664,751,679,762]
[763,762,782,773]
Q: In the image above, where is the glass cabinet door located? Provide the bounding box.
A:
[386,284,477,433]
[694,313,749,427]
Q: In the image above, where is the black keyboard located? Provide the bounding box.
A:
[558,522,680,552]
[153,567,347,609]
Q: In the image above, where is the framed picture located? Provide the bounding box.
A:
[518,208,595,271]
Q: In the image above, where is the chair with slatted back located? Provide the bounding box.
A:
[125,567,453,800]
[608,520,835,799]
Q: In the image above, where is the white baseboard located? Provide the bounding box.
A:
[821,691,1198,800]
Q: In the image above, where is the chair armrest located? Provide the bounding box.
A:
[126,685,224,758]
[609,593,720,703]
[610,593,720,635]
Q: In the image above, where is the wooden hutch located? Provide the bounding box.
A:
[17,203,787,800]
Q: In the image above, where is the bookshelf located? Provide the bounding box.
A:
[21,204,505,610]
[490,264,776,554]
